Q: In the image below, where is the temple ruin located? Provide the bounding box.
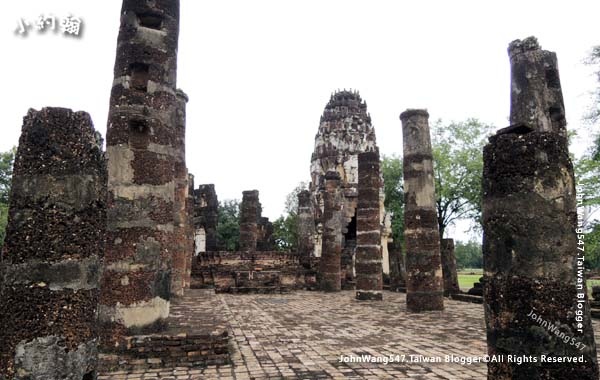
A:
[3,1,600,377]
[482,36,598,378]
[307,90,392,289]
[0,108,106,379]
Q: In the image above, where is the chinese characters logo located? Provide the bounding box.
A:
[15,14,83,37]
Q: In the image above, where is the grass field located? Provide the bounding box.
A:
[457,270,600,292]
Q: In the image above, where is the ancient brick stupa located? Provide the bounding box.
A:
[307,90,391,288]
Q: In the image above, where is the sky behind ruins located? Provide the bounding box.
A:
[3,0,600,241]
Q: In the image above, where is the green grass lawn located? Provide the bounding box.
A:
[458,274,481,291]
[458,271,600,293]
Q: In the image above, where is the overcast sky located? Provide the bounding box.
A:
[3,1,599,240]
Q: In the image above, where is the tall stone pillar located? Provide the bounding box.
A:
[171,89,188,296]
[0,108,106,379]
[400,109,444,312]
[509,36,566,139]
[440,238,460,296]
[100,0,180,343]
[184,174,195,289]
[319,171,343,291]
[297,190,315,266]
[355,151,383,300]
[239,190,259,251]
[483,37,598,379]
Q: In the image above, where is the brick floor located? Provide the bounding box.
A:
[99,290,600,379]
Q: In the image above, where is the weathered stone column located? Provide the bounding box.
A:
[297,190,315,266]
[194,184,219,252]
[239,190,259,251]
[400,109,444,312]
[0,108,106,380]
[319,171,343,292]
[171,89,188,296]
[483,37,598,379]
[509,36,566,139]
[440,238,460,296]
[355,151,383,300]
[184,173,195,288]
[388,241,406,290]
[100,0,180,343]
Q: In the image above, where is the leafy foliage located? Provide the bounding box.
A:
[272,182,307,251]
[431,119,493,238]
[585,45,600,128]
[216,199,240,251]
[454,240,483,269]
[0,147,15,248]
[0,147,15,205]
[381,155,404,247]
[584,222,600,270]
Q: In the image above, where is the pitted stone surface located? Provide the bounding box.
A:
[98,290,600,379]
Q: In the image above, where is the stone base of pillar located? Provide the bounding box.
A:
[356,291,383,301]
[407,291,444,312]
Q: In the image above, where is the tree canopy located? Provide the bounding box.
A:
[216,199,240,251]
[431,119,493,238]
[0,147,15,248]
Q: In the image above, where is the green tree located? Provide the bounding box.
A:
[0,147,15,248]
[454,240,483,269]
[272,182,307,251]
[584,222,600,270]
[381,155,404,247]
[431,119,493,238]
[0,147,16,204]
[216,199,240,251]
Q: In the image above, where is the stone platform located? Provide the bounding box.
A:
[98,289,230,372]
[99,290,600,379]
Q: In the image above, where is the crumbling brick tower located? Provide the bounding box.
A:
[239,190,260,251]
[355,151,383,300]
[483,36,598,379]
[0,108,106,380]
[193,184,219,253]
[308,90,392,285]
[400,109,444,312]
[171,89,189,296]
[100,0,181,343]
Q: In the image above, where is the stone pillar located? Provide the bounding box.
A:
[483,38,598,379]
[100,0,180,343]
[508,36,566,138]
[193,184,219,253]
[400,109,444,312]
[171,89,188,296]
[0,108,106,379]
[319,171,343,292]
[440,238,460,296]
[297,190,315,266]
[184,174,195,289]
[355,151,383,300]
[388,241,406,290]
[239,190,259,251]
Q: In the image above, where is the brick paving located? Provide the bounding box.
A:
[99,290,600,379]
